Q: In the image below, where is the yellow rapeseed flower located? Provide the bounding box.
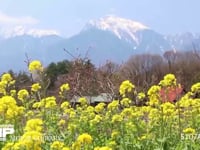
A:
[161,102,175,116]
[159,74,177,87]
[71,141,81,150]
[17,89,29,101]
[1,73,15,85]
[77,133,93,144]
[19,131,43,150]
[29,60,43,73]
[183,127,196,134]
[61,101,70,109]
[121,108,133,118]
[67,124,77,132]
[39,96,57,108]
[111,130,119,139]
[25,110,35,118]
[60,83,70,92]
[62,147,70,150]
[2,142,14,150]
[58,119,66,126]
[6,106,25,119]
[119,80,135,97]
[191,82,200,93]
[137,92,145,99]
[24,118,43,132]
[10,89,16,97]
[107,100,119,111]
[112,114,123,123]
[94,103,105,113]
[0,96,23,119]
[120,98,131,107]
[31,83,41,92]
[90,114,102,126]
[0,81,6,95]
[50,141,64,150]
[147,85,161,96]
[108,141,117,148]
[78,97,88,105]
[94,146,112,150]
[32,102,42,109]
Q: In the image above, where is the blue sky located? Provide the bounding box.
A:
[0,0,199,37]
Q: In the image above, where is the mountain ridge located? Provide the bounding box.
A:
[0,16,199,72]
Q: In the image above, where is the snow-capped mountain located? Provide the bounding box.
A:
[0,16,199,72]
[0,26,60,38]
[85,16,149,45]
[67,16,172,57]
[165,32,200,50]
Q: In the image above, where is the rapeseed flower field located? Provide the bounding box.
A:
[0,60,200,149]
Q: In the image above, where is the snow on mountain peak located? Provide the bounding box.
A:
[0,26,60,38]
[87,16,149,44]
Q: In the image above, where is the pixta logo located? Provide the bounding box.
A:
[0,125,14,141]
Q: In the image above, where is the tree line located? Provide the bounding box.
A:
[6,50,200,101]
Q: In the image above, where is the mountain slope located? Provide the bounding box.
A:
[50,27,136,65]
[54,16,172,65]
[0,16,198,72]
[0,35,64,72]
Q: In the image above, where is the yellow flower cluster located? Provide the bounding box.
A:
[60,83,70,92]
[17,89,29,101]
[90,114,102,125]
[28,60,43,73]
[58,119,66,126]
[2,70,200,149]
[78,97,88,105]
[191,82,200,93]
[59,83,70,97]
[147,85,161,96]
[159,73,177,87]
[77,133,93,144]
[147,85,161,106]
[120,98,131,107]
[61,101,70,109]
[183,127,196,134]
[19,131,43,150]
[112,114,123,123]
[33,96,57,108]
[107,100,119,111]
[31,83,41,92]
[0,73,15,95]
[50,141,64,150]
[161,102,175,116]
[0,96,24,119]
[119,80,135,97]
[137,92,145,99]
[1,73,15,85]
[94,102,105,113]
[5,119,44,150]
[24,118,43,132]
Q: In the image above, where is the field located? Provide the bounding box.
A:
[1,60,200,150]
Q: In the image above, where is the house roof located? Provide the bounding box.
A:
[70,93,112,103]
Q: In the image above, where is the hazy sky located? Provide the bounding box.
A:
[0,0,199,37]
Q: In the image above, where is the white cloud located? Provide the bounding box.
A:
[0,11,38,25]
